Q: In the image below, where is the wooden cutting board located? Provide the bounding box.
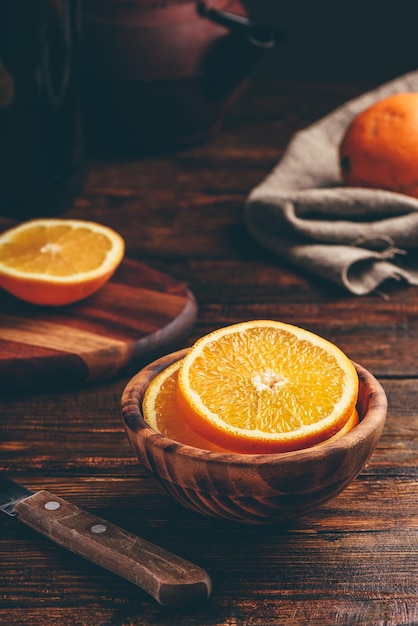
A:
[0,257,197,392]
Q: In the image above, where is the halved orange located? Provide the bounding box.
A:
[176,320,359,454]
[143,357,360,453]
[0,218,125,306]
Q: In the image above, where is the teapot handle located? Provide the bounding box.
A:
[197,2,285,49]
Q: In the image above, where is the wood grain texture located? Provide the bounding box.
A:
[0,257,197,391]
[121,350,387,524]
[0,76,417,625]
[13,489,211,607]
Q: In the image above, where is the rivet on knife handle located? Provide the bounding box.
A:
[14,490,212,607]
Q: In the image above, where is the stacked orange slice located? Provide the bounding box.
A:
[143,320,359,454]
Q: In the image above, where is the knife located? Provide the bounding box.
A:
[0,475,211,607]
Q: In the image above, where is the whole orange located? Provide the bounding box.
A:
[339,92,418,198]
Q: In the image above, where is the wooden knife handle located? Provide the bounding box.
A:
[14,490,211,607]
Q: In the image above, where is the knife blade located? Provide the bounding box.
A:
[0,475,211,607]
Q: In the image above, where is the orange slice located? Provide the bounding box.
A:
[143,360,231,452]
[176,320,359,454]
[143,358,360,453]
[316,406,359,446]
[0,218,125,306]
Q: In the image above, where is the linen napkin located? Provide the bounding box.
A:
[244,69,418,295]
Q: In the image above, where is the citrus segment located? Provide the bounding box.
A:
[143,358,359,453]
[340,92,418,198]
[176,321,359,453]
[316,407,359,446]
[143,360,231,452]
[0,218,125,305]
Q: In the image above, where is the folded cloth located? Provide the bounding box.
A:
[244,69,418,295]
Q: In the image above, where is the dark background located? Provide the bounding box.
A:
[243,0,418,82]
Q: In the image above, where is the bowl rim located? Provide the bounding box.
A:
[121,348,388,466]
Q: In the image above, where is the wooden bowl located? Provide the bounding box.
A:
[121,349,387,524]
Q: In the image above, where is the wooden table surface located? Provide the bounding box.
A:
[1,76,418,626]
